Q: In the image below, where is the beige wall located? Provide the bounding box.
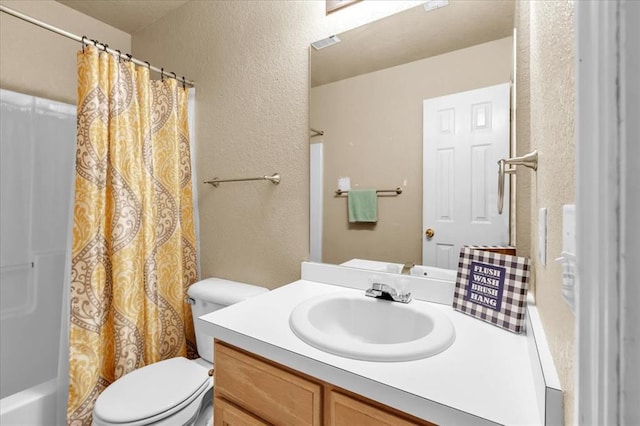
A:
[0,0,130,104]
[517,1,576,424]
[132,1,424,289]
[311,38,513,265]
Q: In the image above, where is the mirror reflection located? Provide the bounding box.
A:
[310,1,515,270]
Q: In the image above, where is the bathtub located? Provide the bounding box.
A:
[0,379,57,425]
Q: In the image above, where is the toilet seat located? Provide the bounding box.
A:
[93,357,213,426]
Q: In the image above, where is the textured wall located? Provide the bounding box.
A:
[0,0,130,104]
[312,38,512,265]
[132,1,422,289]
[520,1,576,424]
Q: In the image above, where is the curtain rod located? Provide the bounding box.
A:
[0,4,195,88]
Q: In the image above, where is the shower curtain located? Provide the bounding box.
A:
[67,45,198,426]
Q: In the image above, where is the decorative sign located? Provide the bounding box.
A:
[453,246,531,333]
[465,261,506,311]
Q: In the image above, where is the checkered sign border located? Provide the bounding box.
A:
[452,246,531,333]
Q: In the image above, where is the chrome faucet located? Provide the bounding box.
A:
[365,282,412,303]
[401,262,415,275]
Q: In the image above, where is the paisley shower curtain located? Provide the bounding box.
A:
[67,45,198,425]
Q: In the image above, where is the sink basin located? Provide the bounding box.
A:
[289,291,455,362]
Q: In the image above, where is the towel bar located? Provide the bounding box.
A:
[204,173,280,188]
[335,187,402,196]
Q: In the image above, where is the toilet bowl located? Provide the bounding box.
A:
[92,278,268,426]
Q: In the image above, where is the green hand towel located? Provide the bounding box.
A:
[348,189,378,223]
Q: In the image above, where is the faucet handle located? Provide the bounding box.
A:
[365,281,412,303]
[369,282,396,296]
[395,278,412,303]
[365,286,384,298]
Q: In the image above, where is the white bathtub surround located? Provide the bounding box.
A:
[0,90,75,398]
[0,89,76,425]
[200,262,562,425]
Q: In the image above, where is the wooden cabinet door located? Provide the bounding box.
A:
[328,391,435,426]
[214,396,270,426]
[214,342,322,425]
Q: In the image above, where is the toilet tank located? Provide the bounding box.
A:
[187,278,268,363]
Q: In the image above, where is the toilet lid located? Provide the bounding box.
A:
[93,357,211,424]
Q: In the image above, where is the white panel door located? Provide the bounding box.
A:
[423,83,510,269]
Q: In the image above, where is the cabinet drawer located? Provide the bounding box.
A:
[214,396,269,426]
[328,391,436,426]
[214,342,322,425]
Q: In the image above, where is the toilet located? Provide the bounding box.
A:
[92,278,268,426]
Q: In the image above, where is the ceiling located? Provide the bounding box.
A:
[311,0,515,87]
[56,0,189,34]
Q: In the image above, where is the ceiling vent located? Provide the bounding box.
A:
[423,0,449,12]
[311,35,341,50]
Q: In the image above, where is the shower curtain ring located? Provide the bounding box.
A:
[182,76,186,90]
[81,35,87,53]
[126,53,133,62]
[144,61,151,70]
[161,68,165,81]
[171,71,177,82]
[91,39,101,54]
[116,50,121,62]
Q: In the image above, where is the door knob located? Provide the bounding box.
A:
[425,228,435,238]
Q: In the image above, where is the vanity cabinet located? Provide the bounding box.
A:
[214,341,435,426]
[214,397,269,426]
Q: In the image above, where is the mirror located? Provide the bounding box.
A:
[310,1,515,269]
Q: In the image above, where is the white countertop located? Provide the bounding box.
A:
[199,276,543,425]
